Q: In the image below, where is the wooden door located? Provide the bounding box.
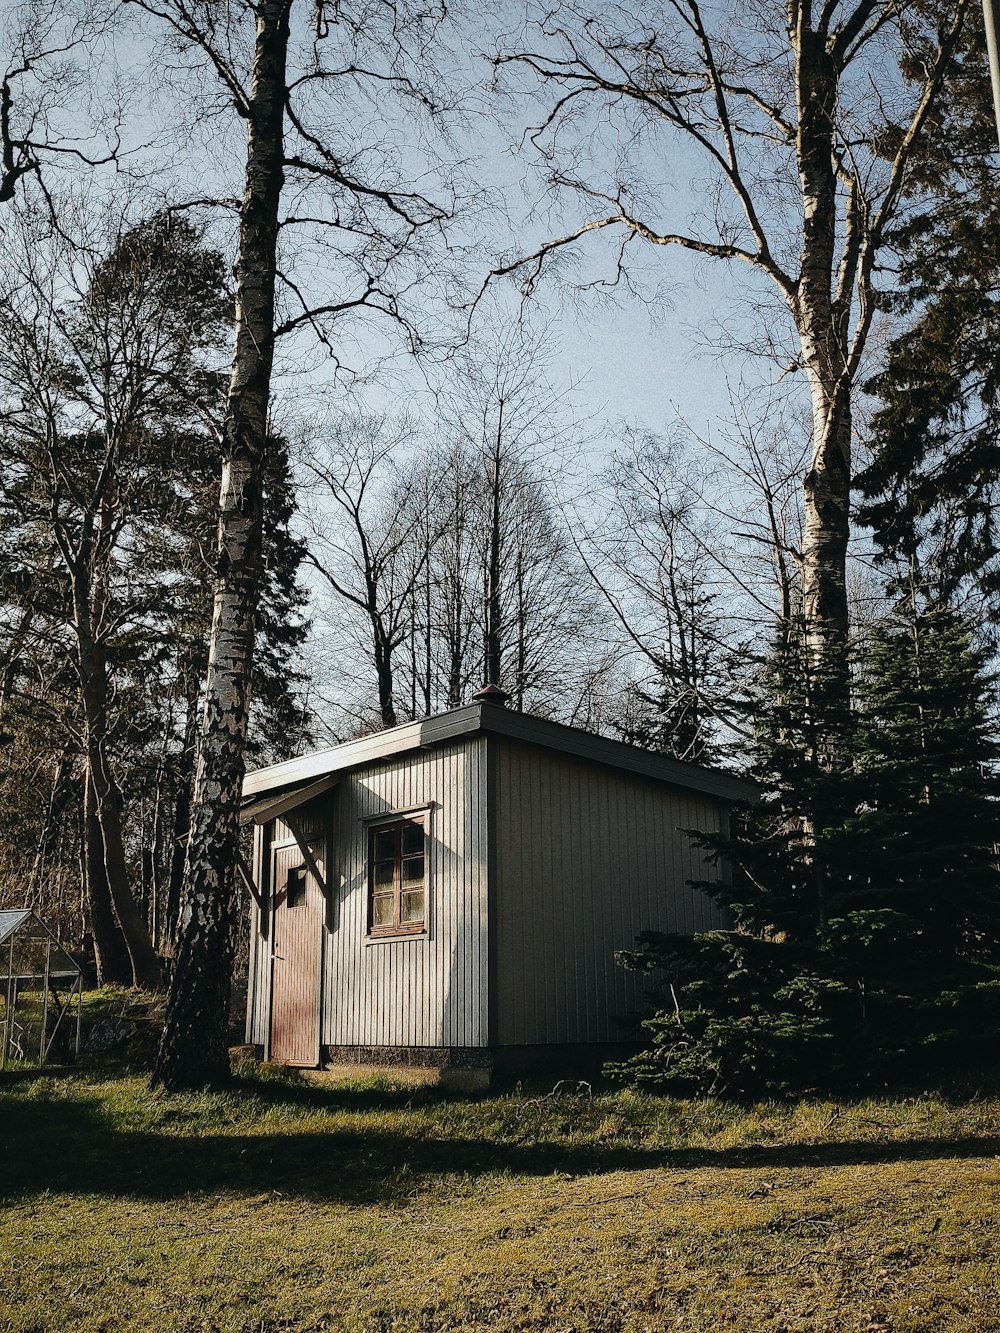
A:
[269,841,321,1066]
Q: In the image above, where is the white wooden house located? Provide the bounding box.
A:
[241,692,754,1082]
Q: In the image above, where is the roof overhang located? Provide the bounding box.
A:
[239,773,339,825]
[243,703,757,807]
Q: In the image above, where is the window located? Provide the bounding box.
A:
[286,865,307,908]
[368,816,426,936]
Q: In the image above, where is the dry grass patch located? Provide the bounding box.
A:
[1,1070,998,1331]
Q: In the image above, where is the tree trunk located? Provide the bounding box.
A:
[514,547,526,711]
[484,435,503,687]
[799,377,852,667]
[791,16,852,677]
[164,683,200,953]
[73,568,162,989]
[147,719,171,950]
[423,557,432,716]
[152,0,290,1090]
[84,767,132,986]
[30,751,72,900]
[446,551,466,709]
[374,631,397,727]
[87,731,162,988]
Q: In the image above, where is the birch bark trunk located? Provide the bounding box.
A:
[790,14,852,674]
[499,0,969,700]
[152,0,291,1089]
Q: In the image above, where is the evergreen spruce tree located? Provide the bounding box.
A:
[833,598,1000,1074]
[857,7,1000,595]
[846,14,1000,1075]
[611,622,860,1096]
[612,604,1000,1096]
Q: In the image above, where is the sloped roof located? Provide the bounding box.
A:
[0,908,82,979]
[244,701,757,805]
[0,908,32,945]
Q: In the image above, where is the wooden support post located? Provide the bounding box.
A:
[285,814,329,901]
[2,938,13,1070]
[40,940,51,1063]
[237,851,264,909]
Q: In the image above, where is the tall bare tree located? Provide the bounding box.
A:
[0,0,123,207]
[134,0,457,1087]
[579,431,738,761]
[437,322,595,710]
[492,0,971,688]
[421,439,482,711]
[301,413,438,730]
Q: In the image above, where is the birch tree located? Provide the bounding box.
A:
[492,0,972,690]
[133,0,456,1088]
[142,0,290,1089]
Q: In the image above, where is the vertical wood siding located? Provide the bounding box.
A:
[249,738,490,1051]
[245,822,270,1045]
[325,738,489,1048]
[492,738,728,1046]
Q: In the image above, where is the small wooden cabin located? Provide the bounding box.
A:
[241,694,754,1082]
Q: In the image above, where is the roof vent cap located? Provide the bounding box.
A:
[472,683,511,707]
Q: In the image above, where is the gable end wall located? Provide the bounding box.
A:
[491,736,728,1046]
[248,736,490,1051]
[323,736,489,1048]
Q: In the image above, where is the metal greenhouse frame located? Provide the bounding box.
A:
[0,909,83,1068]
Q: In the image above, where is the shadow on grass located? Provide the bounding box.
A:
[2,1078,999,1206]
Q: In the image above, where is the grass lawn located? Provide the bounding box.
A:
[1,1065,999,1332]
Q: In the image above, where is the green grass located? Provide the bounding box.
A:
[1,1067,999,1331]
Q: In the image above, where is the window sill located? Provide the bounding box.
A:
[365,930,429,946]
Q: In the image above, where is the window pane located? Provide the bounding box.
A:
[373,829,395,861]
[372,894,394,928]
[286,866,307,908]
[401,823,424,856]
[401,854,424,884]
[368,816,428,935]
[400,889,424,923]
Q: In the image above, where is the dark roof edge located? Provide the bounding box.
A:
[244,703,756,804]
[241,705,482,797]
[475,706,756,803]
